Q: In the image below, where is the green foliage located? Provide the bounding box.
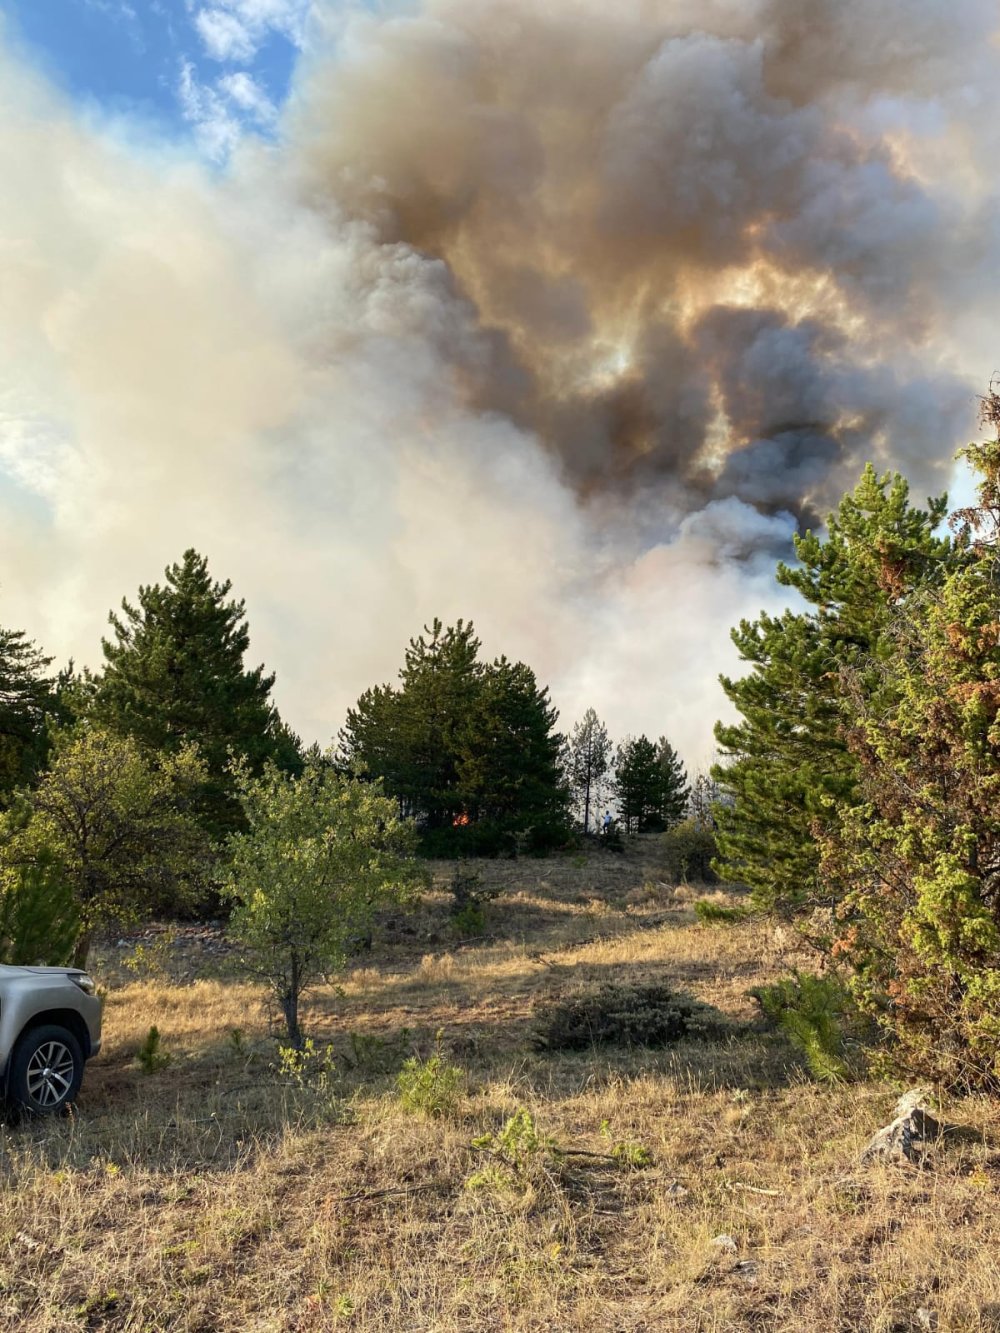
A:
[817,413,1000,1089]
[468,1109,559,1189]
[0,850,77,966]
[599,1120,654,1168]
[224,760,425,1048]
[613,734,668,834]
[136,1025,171,1074]
[567,708,611,834]
[713,466,950,912]
[534,981,720,1051]
[396,1052,465,1118]
[0,624,56,806]
[448,867,498,937]
[92,549,302,840]
[656,737,690,827]
[5,727,212,964]
[278,1038,338,1092]
[340,620,569,855]
[751,972,855,1083]
[693,899,749,925]
[662,817,718,884]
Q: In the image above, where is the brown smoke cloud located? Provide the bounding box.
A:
[291,0,989,524]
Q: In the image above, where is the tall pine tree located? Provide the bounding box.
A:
[340,620,568,851]
[612,735,664,834]
[92,550,301,839]
[567,708,611,833]
[656,736,689,827]
[713,466,950,910]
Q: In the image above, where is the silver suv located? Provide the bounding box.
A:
[0,966,102,1115]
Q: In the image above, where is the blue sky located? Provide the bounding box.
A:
[1,0,309,156]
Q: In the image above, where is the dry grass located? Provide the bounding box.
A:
[3,842,1000,1330]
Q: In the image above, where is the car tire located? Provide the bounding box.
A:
[7,1025,84,1116]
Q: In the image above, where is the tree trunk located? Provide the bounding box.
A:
[72,927,93,970]
[281,954,302,1048]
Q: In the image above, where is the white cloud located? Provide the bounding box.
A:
[177,59,244,160]
[193,0,312,63]
[218,71,277,125]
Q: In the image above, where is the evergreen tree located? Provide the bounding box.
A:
[713,466,950,911]
[92,550,300,838]
[656,736,689,826]
[0,625,55,804]
[341,621,568,851]
[568,708,611,833]
[460,657,568,842]
[824,405,1000,1088]
[612,735,663,834]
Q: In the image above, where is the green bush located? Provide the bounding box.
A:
[693,899,748,925]
[0,852,78,966]
[662,818,718,883]
[447,866,499,937]
[136,1025,171,1075]
[397,1053,465,1118]
[534,981,722,1051]
[750,971,857,1082]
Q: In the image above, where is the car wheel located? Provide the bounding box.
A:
[8,1025,84,1115]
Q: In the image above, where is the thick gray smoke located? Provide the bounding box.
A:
[1,0,997,764]
[293,0,988,524]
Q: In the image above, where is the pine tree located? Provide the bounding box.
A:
[340,621,568,851]
[612,735,663,834]
[567,708,611,833]
[92,550,300,838]
[713,466,950,911]
[460,657,568,844]
[656,736,689,827]
[824,401,1000,1088]
[0,625,55,804]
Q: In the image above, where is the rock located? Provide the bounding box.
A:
[861,1089,947,1166]
[709,1234,738,1254]
[915,1309,938,1331]
[733,1258,759,1284]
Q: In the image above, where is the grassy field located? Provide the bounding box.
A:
[2,842,1000,1331]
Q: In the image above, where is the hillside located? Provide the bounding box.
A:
[2,843,999,1332]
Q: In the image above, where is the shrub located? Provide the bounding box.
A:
[750,971,858,1082]
[0,852,78,966]
[397,1053,465,1118]
[693,899,748,925]
[447,867,499,938]
[534,981,722,1051]
[136,1025,170,1075]
[662,818,718,883]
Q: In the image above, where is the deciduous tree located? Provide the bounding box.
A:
[225,762,424,1047]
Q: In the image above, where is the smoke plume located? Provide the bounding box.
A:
[1,1,997,763]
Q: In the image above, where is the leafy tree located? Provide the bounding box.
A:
[5,728,212,964]
[713,466,950,911]
[613,735,664,834]
[92,549,301,839]
[656,736,689,826]
[823,416,1000,1088]
[0,625,56,804]
[567,708,611,833]
[225,762,424,1047]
